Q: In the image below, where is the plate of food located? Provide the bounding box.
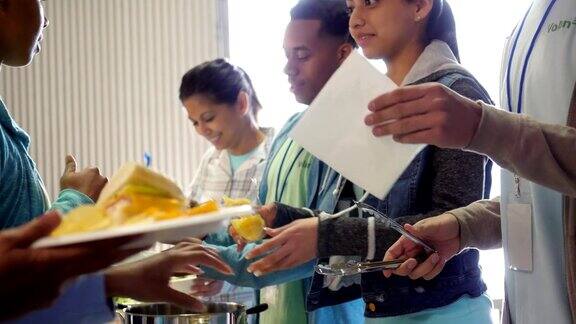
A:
[33,163,255,249]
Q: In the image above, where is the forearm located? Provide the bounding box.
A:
[201,242,315,288]
[317,213,427,260]
[448,197,502,250]
[468,103,576,197]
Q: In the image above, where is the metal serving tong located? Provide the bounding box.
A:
[315,259,407,276]
[315,254,431,276]
[354,201,437,254]
[314,202,437,276]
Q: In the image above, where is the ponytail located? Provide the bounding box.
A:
[427,0,460,62]
[235,66,263,121]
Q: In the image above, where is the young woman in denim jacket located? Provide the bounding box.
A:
[244,0,496,323]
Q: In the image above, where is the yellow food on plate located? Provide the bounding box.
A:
[185,200,219,216]
[231,214,265,242]
[51,205,112,237]
[51,163,220,237]
[222,196,252,207]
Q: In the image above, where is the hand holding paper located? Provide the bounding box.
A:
[290,51,425,199]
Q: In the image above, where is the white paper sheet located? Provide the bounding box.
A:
[290,51,425,199]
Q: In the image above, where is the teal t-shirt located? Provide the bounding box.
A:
[0,98,48,228]
[229,147,259,174]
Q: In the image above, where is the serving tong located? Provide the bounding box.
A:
[354,201,437,254]
[316,259,407,276]
[314,201,436,276]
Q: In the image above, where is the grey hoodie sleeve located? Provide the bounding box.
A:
[317,214,421,259]
[272,203,315,228]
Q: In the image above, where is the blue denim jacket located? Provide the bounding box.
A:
[305,69,494,316]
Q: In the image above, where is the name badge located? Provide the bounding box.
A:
[506,175,533,272]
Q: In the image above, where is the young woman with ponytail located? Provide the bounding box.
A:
[178,59,273,317]
[241,0,496,323]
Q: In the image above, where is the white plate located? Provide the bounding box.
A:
[32,205,254,249]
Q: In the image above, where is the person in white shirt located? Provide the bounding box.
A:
[368,1,576,323]
[182,59,273,205]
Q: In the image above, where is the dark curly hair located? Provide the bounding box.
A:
[290,0,357,48]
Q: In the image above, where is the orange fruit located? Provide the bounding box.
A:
[231,214,265,241]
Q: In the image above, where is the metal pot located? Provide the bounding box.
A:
[117,302,268,324]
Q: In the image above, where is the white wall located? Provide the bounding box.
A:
[228,0,304,130]
[0,0,229,198]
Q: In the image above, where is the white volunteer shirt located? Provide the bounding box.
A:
[500,0,576,323]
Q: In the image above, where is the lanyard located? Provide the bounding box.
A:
[274,140,304,202]
[505,0,556,198]
[506,0,557,114]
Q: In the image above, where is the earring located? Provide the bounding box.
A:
[415,15,421,21]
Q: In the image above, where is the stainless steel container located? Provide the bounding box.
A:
[118,302,267,324]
